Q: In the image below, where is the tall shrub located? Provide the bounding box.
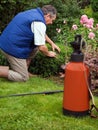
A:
[91,0,98,19]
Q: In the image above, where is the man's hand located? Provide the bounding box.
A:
[51,43,60,53]
[47,51,56,57]
[38,45,56,57]
[45,35,61,53]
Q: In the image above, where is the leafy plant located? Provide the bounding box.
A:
[29,43,71,77]
[0,52,8,65]
[91,0,98,19]
[91,0,98,12]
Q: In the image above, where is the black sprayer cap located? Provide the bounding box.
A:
[70,34,85,62]
[70,52,84,62]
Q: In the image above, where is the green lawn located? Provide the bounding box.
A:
[0,77,98,130]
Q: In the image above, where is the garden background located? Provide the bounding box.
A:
[0,0,98,130]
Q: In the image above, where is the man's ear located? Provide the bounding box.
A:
[45,13,50,17]
[44,13,50,20]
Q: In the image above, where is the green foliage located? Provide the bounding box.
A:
[30,43,71,77]
[77,0,90,9]
[91,0,98,12]
[0,52,8,65]
[92,12,98,20]
[0,0,45,32]
[82,5,93,17]
[91,0,98,19]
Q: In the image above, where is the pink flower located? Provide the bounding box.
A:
[56,28,61,33]
[63,20,67,24]
[88,32,95,39]
[85,18,94,29]
[72,24,78,30]
[80,14,88,24]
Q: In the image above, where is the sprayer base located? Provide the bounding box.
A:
[63,108,89,117]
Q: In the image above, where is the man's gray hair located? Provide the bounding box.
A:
[41,5,57,17]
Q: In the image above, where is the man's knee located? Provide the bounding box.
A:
[22,75,29,82]
[8,70,29,82]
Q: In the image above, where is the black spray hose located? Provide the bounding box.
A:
[0,90,64,99]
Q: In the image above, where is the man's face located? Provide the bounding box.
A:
[44,14,56,25]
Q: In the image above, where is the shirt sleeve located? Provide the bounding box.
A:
[31,22,46,46]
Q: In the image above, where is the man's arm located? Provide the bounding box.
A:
[45,35,60,53]
[38,45,56,57]
[31,22,59,57]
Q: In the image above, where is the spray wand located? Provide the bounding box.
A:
[0,90,63,99]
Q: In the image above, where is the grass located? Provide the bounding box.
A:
[0,76,98,130]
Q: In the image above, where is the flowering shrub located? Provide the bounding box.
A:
[88,32,95,39]
[71,14,98,49]
[56,14,98,89]
[56,14,98,50]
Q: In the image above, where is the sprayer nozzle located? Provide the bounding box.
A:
[70,34,86,53]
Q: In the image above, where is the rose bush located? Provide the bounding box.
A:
[56,14,98,48]
[71,14,98,48]
[56,14,98,89]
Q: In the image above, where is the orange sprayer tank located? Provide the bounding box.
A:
[63,62,90,117]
